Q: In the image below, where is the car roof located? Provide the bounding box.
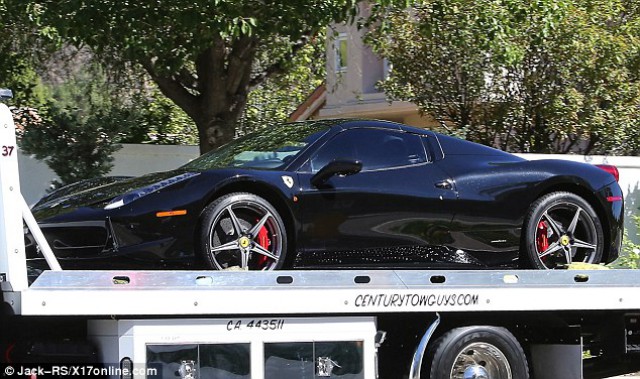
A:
[295,118,435,137]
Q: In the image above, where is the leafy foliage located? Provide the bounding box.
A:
[0,0,55,108]
[368,0,640,154]
[123,89,199,146]
[19,105,127,187]
[240,37,326,135]
[5,0,331,186]
[30,0,406,154]
[14,74,199,187]
[18,65,134,187]
[617,215,640,269]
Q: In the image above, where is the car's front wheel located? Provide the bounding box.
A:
[199,192,287,270]
[523,191,604,269]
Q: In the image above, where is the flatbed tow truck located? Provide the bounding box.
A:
[1,93,640,379]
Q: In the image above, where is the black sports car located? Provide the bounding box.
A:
[26,119,624,270]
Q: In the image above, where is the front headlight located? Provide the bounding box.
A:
[104,172,200,210]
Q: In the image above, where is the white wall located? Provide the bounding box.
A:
[18,144,199,205]
[18,153,59,206]
[18,147,640,242]
[321,5,422,122]
[109,144,199,177]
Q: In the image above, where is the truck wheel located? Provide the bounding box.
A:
[199,192,287,270]
[523,191,603,269]
[424,326,529,379]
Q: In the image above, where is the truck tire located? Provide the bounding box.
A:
[424,326,529,379]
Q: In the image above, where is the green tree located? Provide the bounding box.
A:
[240,36,326,135]
[617,215,640,269]
[0,0,54,108]
[19,104,127,187]
[31,0,403,154]
[2,1,202,185]
[368,0,640,154]
[124,88,199,146]
[18,65,135,186]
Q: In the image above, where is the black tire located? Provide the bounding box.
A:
[522,191,604,269]
[198,192,287,270]
[424,326,529,379]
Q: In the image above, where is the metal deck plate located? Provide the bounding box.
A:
[7,269,640,316]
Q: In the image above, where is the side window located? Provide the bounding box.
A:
[334,33,348,73]
[309,128,427,173]
[421,135,438,162]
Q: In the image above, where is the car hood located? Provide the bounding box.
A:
[32,170,189,215]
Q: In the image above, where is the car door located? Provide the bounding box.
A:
[295,126,458,268]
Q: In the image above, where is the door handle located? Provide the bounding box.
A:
[435,179,454,190]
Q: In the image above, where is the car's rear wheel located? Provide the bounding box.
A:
[199,192,287,270]
[523,191,604,269]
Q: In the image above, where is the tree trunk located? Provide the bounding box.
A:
[195,105,244,154]
[142,37,256,155]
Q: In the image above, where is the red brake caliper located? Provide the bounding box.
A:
[256,223,271,268]
[536,221,549,259]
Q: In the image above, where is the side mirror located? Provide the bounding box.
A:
[311,159,362,187]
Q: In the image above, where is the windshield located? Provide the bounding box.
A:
[182,120,333,171]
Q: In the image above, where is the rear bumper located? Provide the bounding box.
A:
[597,182,624,264]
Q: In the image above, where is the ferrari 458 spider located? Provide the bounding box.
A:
[26,119,624,270]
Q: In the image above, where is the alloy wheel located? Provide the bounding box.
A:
[534,202,598,269]
[208,200,283,270]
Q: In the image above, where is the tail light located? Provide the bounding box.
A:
[4,342,15,363]
[596,164,619,182]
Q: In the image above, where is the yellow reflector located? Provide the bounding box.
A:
[156,210,187,218]
[567,262,610,270]
[503,274,519,284]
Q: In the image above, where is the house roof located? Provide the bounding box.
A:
[288,83,326,121]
